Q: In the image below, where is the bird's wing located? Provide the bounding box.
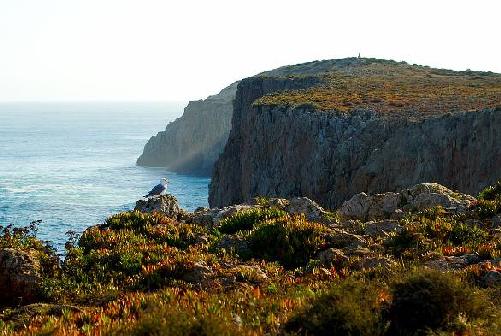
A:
[145,184,165,197]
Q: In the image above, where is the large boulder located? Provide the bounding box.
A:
[339,183,476,220]
[0,248,42,305]
[181,262,214,285]
[401,183,475,212]
[364,220,403,237]
[135,194,189,221]
[285,197,330,222]
[491,214,501,229]
[317,248,349,268]
[338,192,402,220]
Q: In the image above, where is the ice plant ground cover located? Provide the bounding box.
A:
[0,181,500,335]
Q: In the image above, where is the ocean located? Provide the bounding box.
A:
[0,102,210,253]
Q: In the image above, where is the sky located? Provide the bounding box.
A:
[0,0,500,102]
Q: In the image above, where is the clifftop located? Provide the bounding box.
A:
[255,58,501,119]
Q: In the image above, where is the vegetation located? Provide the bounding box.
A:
[1,181,501,335]
[388,271,488,335]
[254,59,501,118]
[284,280,385,336]
[0,221,60,282]
[248,215,328,268]
[218,207,287,234]
[475,180,501,219]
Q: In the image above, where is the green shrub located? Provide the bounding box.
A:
[385,228,428,258]
[105,210,173,232]
[218,207,287,234]
[0,221,46,251]
[387,271,486,335]
[475,199,500,219]
[448,222,488,247]
[284,280,385,336]
[94,211,204,249]
[248,215,327,268]
[475,180,501,218]
[478,180,501,201]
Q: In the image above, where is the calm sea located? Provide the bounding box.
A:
[0,102,210,253]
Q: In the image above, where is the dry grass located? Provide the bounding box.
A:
[255,61,501,118]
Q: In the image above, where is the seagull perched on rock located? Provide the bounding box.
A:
[144,178,169,198]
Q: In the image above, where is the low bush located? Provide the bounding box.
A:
[448,222,488,246]
[284,280,385,336]
[218,208,287,234]
[0,221,46,251]
[387,270,487,335]
[248,215,327,268]
[478,180,501,201]
[386,208,491,258]
[475,180,501,219]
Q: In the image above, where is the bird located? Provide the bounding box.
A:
[144,178,169,198]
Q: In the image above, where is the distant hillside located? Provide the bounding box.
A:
[137,82,238,175]
[209,58,501,208]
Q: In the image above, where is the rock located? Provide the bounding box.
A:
[215,204,254,223]
[339,183,475,220]
[134,194,188,221]
[325,229,366,249]
[233,265,268,283]
[364,220,403,237]
[347,247,372,256]
[317,248,349,268]
[267,198,290,208]
[492,214,501,229]
[191,207,216,227]
[481,270,501,287]
[425,259,452,271]
[286,197,329,222]
[354,256,397,270]
[182,262,214,284]
[425,253,481,271]
[192,204,254,229]
[401,183,476,212]
[0,248,42,305]
[338,192,370,219]
[339,192,402,220]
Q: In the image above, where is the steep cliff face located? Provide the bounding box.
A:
[137,82,238,175]
[209,59,501,208]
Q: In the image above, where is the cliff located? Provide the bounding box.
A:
[136,82,238,175]
[209,58,501,208]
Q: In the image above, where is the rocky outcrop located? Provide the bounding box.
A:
[0,248,42,305]
[209,59,501,208]
[134,195,189,221]
[339,183,476,221]
[137,82,238,175]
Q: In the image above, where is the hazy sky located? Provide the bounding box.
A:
[1,0,499,101]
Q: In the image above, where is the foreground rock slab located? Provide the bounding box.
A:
[0,248,42,305]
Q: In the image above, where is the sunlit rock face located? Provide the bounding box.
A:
[137,82,238,176]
